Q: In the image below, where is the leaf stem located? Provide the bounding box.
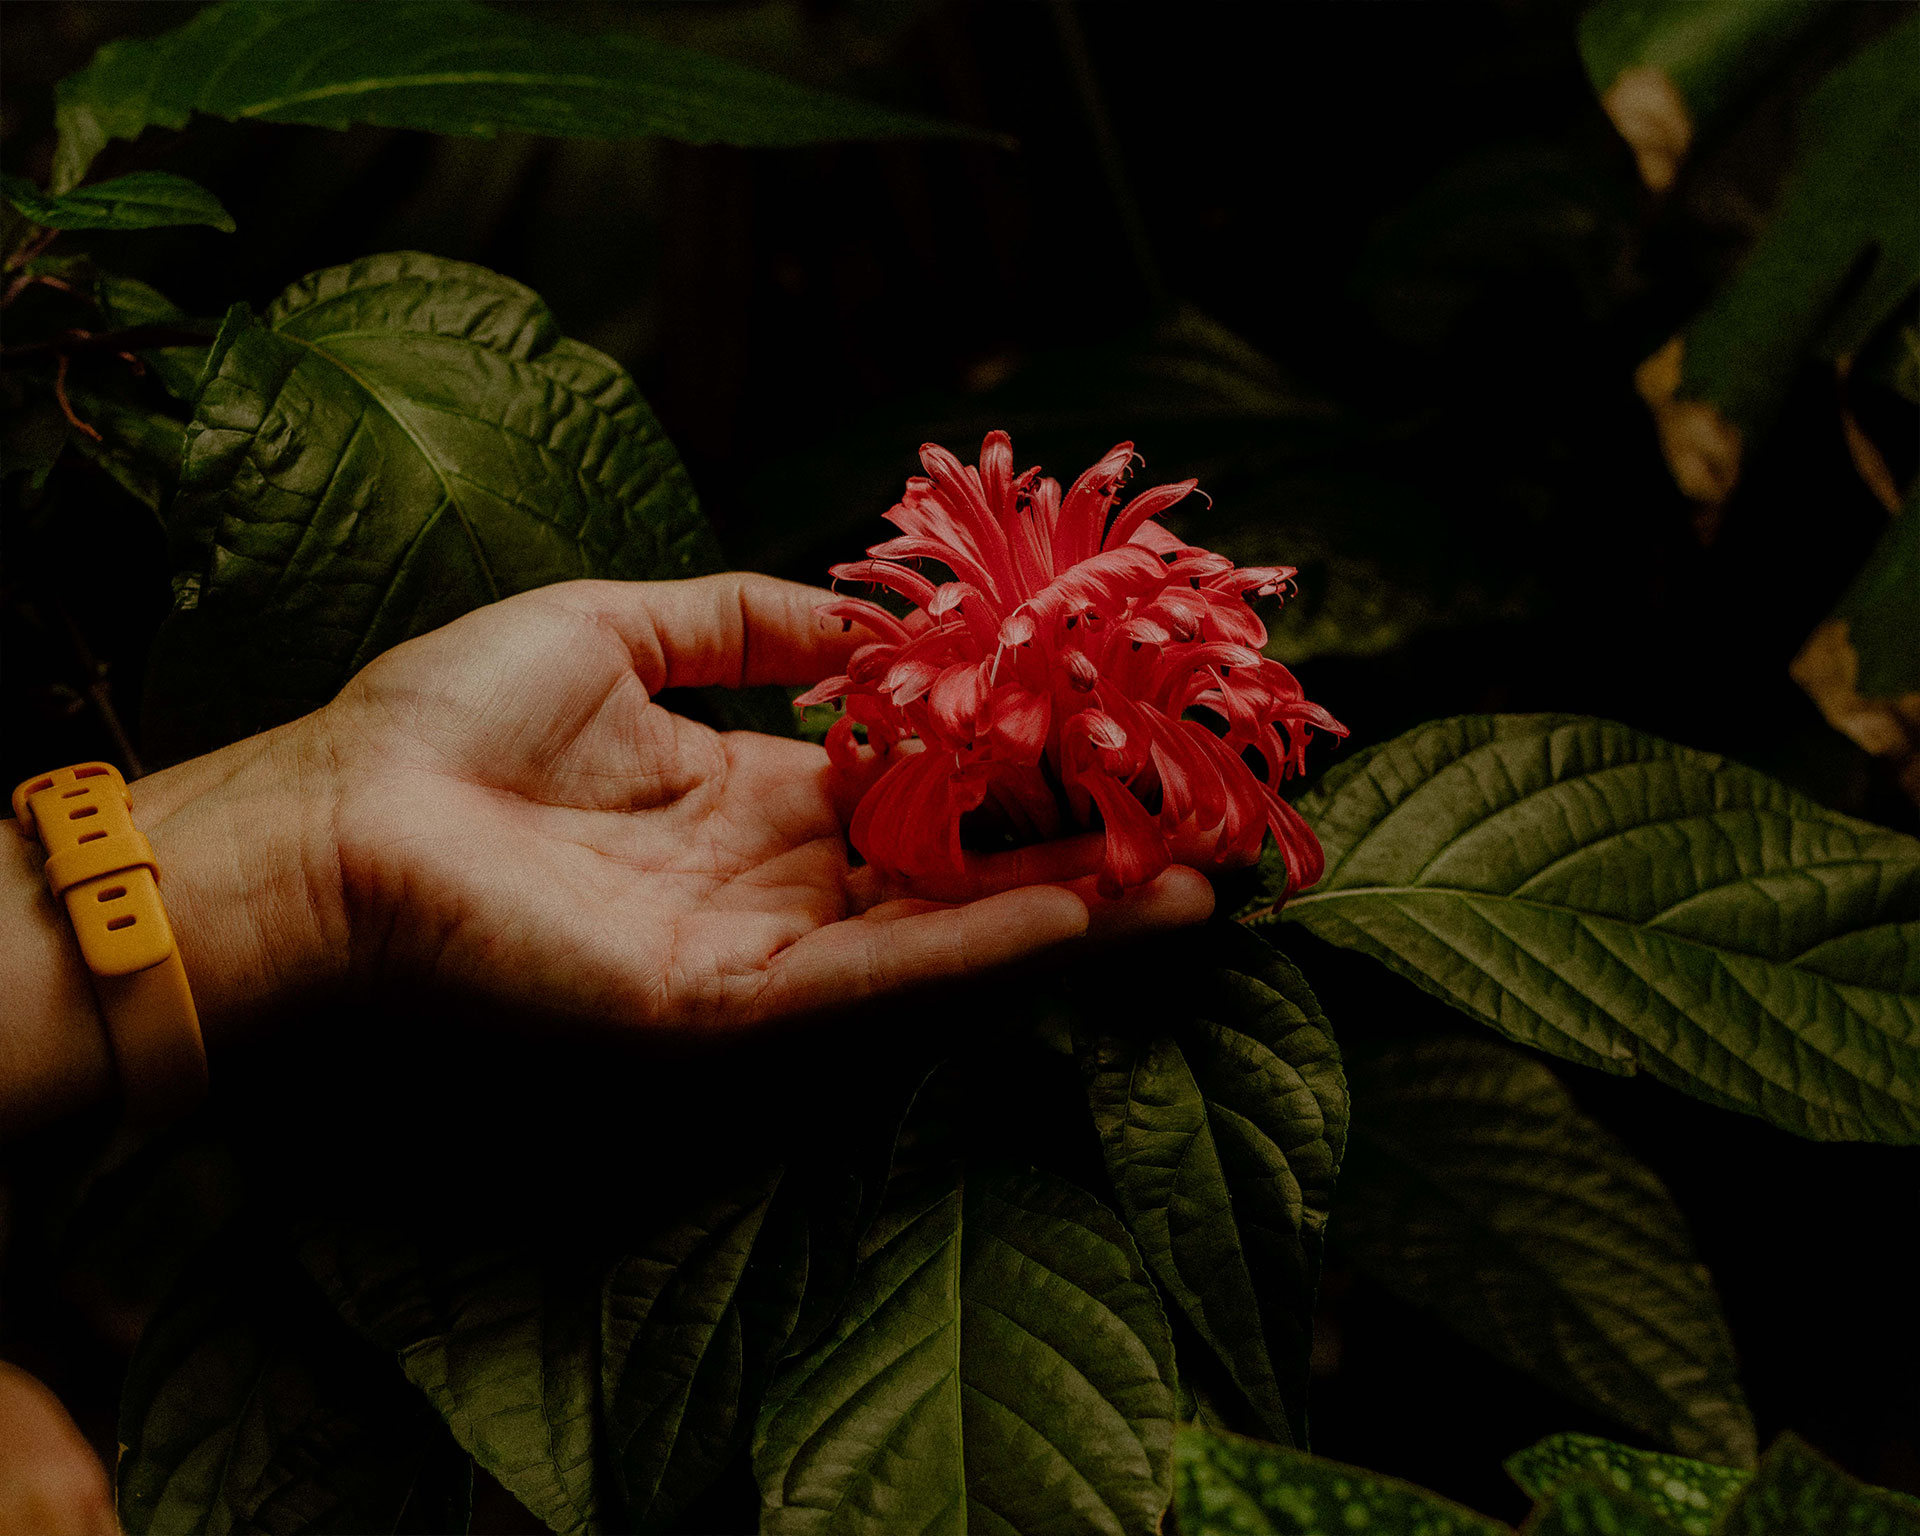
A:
[52,354,102,442]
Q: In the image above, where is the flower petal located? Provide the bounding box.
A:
[1053,440,1135,568]
[830,559,940,612]
[1080,769,1170,897]
[793,675,852,708]
[1104,478,1198,551]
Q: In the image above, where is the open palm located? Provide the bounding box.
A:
[316,575,1210,1034]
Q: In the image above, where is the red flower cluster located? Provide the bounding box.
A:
[797,432,1345,898]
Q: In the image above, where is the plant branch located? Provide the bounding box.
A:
[2,323,214,359]
[52,354,102,442]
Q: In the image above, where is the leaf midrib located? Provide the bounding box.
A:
[1285,883,1918,1001]
[1349,1126,1735,1407]
[238,70,667,118]
[273,327,503,606]
[1308,885,1919,1129]
[617,1185,781,1511]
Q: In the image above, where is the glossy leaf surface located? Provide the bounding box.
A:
[1080,922,1345,1447]
[1171,1425,1507,1536]
[118,1236,471,1535]
[148,251,721,757]
[754,1162,1176,1535]
[52,0,985,191]
[1339,1035,1754,1464]
[1,168,234,231]
[1264,714,1920,1142]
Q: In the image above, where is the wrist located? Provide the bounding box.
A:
[131,715,349,1043]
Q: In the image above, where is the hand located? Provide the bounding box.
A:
[0,1362,116,1536]
[146,575,1214,1041]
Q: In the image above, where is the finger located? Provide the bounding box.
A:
[858,864,1214,935]
[845,834,1107,910]
[750,884,1091,1023]
[1081,865,1216,940]
[0,1362,116,1536]
[552,573,873,694]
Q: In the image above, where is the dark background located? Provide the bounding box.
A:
[3,1,1916,1527]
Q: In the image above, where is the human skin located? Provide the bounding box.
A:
[0,1362,117,1536]
[1,573,1215,1138]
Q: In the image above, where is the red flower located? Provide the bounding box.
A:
[797,432,1345,899]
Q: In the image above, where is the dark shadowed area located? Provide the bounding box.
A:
[3,2,1916,1531]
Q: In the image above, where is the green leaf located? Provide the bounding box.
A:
[295,1220,604,1535]
[1506,1434,1750,1535]
[1262,714,1920,1143]
[144,251,723,760]
[602,1160,860,1531]
[52,0,989,192]
[1834,488,1920,700]
[1578,0,1827,191]
[1,169,234,231]
[1078,921,1346,1448]
[64,381,186,513]
[19,257,213,399]
[90,267,213,400]
[1171,1425,1509,1536]
[1717,1433,1920,1535]
[1338,1035,1754,1465]
[1640,14,1920,503]
[0,387,69,492]
[118,1233,472,1536]
[753,1161,1177,1536]
[1519,1474,1680,1536]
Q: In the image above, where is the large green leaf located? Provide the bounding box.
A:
[1259,714,1920,1143]
[1834,489,1920,700]
[1078,922,1345,1447]
[52,0,986,192]
[145,251,722,759]
[118,1234,472,1536]
[1338,1035,1754,1465]
[1171,1425,1508,1536]
[753,1161,1177,1536]
[1,169,233,231]
[295,1221,604,1536]
[1717,1434,1920,1535]
[1507,1433,1750,1536]
[1639,13,1920,506]
[1577,0,1827,191]
[601,1160,860,1531]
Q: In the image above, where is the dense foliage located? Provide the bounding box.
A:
[3,2,1916,1533]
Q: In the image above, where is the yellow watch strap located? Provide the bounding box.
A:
[12,763,208,1126]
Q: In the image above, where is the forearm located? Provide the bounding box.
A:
[132,719,348,1032]
[0,821,112,1135]
[1,718,345,1138]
